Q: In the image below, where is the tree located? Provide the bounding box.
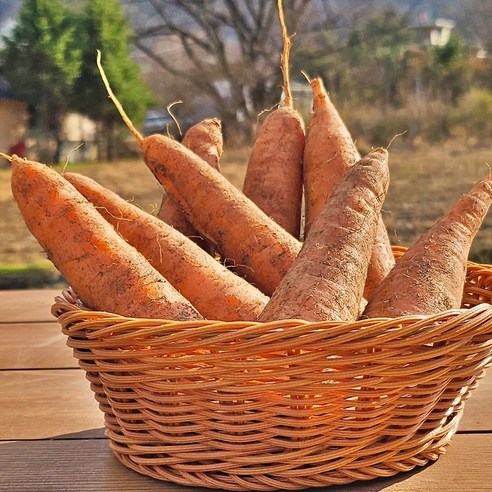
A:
[343,10,416,107]
[72,0,153,161]
[123,0,311,143]
[0,0,81,162]
[427,32,470,103]
[292,8,416,109]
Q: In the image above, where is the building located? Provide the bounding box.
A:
[0,1,98,162]
[0,78,29,156]
[412,18,456,47]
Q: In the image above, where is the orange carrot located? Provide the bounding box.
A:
[142,137,301,295]
[363,174,492,318]
[259,148,390,322]
[8,154,202,321]
[64,171,269,321]
[158,118,223,250]
[242,1,305,238]
[303,76,395,298]
[96,51,301,296]
[303,77,359,234]
[365,219,396,299]
[242,107,305,238]
[182,117,223,170]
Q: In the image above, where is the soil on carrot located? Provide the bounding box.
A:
[0,148,248,269]
[1,142,492,288]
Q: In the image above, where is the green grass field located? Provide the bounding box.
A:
[1,141,491,288]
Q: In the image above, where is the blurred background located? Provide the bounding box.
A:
[0,0,491,288]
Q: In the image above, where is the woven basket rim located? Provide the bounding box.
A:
[51,292,492,329]
[51,245,492,325]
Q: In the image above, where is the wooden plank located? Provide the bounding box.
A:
[0,370,104,440]
[351,433,492,491]
[0,439,182,492]
[0,322,77,369]
[0,289,60,323]
[0,434,490,491]
[459,369,492,432]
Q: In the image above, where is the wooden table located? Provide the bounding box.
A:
[0,289,491,491]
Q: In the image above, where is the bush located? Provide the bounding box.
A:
[342,98,453,150]
[0,262,65,290]
[451,88,492,142]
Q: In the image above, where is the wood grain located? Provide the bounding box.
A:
[458,372,492,432]
[0,322,76,369]
[0,289,60,323]
[0,369,104,440]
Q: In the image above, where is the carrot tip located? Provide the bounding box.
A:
[96,49,144,145]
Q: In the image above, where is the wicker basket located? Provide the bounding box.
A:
[52,247,492,491]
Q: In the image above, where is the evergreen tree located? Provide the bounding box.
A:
[0,0,81,162]
[72,0,153,160]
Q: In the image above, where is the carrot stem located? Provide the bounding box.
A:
[0,152,12,162]
[96,50,143,144]
[277,0,293,108]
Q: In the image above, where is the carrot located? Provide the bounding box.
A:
[144,137,301,295]
[242,0,305,238]
[96,51,302,296]
[64,171,269,321]
[303,76,395,298]
[303,77,359,234]
[363,174,492,318]
[7,154,202,321]
[157,118,223,251]
[259,147,390,322]
[365,219,396,299]
[182,117,223,170]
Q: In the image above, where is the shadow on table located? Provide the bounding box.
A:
[0,429,433,492]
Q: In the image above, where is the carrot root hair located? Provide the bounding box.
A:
[62,143,85,174]
[166,100,184,139]
[386,131,408,150]
[300,70,311,85]
[0,152,13,162]
[256,102,281,121]
[483,162,492,180]
[96,50,143,145]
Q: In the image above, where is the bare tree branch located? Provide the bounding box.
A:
[126,0,315,140]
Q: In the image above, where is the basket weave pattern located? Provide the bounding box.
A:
[52,248,492,491]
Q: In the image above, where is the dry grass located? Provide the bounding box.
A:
[382,141,492,262]
[1,142,492,271]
